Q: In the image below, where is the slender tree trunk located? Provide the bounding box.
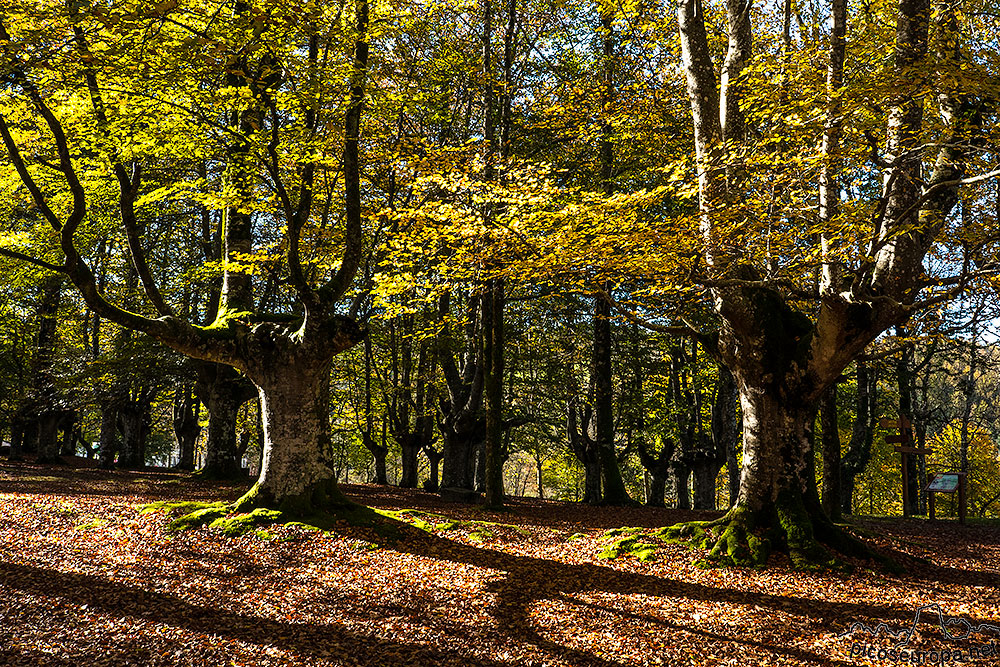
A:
[593,293,631,505]
[8,418,24,461]
[896,332,920,516]
[361,333,388,484]
[841,359,875,515]
[483,278,506,508]
[820,385,842,521]
[535,456,544,499]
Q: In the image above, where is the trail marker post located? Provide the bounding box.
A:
[880,416,933,518]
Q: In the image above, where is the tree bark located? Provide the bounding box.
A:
[117,392,153,469]
[483,278,506,508]
[424,443,443,492]
[361,333,388,484]
[98,404,118,469]
[399,434,422,488]
[172,383,200,471]
[820,385,842,521]
[593,293,631,505]
[568,403,603,505]
[196,363,255,479]
[841,359,875,515]
[234,356,353,513]
[34,412,61,464]
[673,466,691,510]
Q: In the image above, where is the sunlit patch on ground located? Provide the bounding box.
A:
[0,460,998,666]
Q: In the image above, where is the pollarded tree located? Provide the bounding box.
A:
[660,0,1000,566]
[0,0,373,515]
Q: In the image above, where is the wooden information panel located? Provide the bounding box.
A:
[927,473,960,493]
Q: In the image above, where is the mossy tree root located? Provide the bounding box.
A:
[664,492,888,571]
[141,479,401,539]
[229,479,356,517]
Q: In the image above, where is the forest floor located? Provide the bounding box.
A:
[1,459,999,666]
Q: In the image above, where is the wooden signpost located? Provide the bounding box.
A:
[879,416,933,518]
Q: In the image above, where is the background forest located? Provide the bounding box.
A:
[2,0,1000,523]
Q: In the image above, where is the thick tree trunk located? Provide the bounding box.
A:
[670,374,873,569]
[692,462,718,510]
[59,414,78,457]
[399,435,421,488]
[647,473,667,507]
[424,444,442,492]
[234,362,350,514]
[98,404,118,469]
[117,401,150,469]
[172,384,200,471]
[673,466,691,510]
[34,412,61,464]
[198,364,255,479]
[582,458,602,505]
[441,422,479,490]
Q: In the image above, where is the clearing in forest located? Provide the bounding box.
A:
[0,459,998,666]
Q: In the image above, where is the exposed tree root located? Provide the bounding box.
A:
[139,480,402,540]
[660,492,896,571]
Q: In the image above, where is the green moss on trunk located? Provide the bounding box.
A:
[230,478,355,516]
[649,490,892,571]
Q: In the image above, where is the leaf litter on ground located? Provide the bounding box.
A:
[1,458,999,666]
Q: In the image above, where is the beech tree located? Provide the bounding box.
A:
[0,0,372,515]
[660,0,1000,565]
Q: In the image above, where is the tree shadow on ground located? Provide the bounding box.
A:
[0,460,246,501]
[384,528,1000,666]
[0,561,507,667]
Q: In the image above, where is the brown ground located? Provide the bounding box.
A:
[1,458,998,666]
